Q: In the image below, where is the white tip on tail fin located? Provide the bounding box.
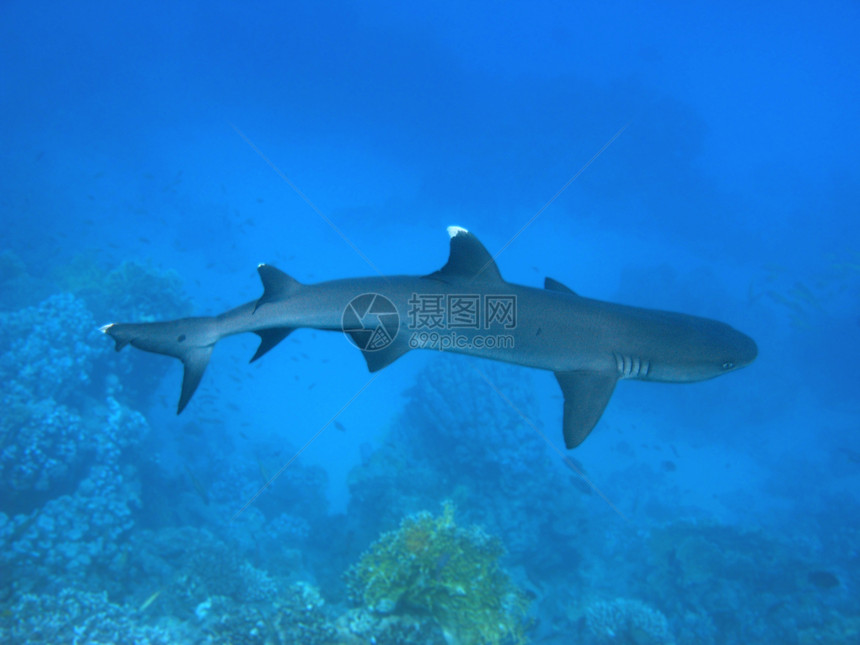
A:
[447,225,469,238]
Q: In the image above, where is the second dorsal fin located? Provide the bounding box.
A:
[544,277,579,296]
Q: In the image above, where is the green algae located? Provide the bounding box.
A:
[346,501,530,645]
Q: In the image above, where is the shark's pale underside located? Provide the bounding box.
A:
[101,227,757,448]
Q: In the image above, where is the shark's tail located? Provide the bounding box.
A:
[101,264,299,414]
[101,317,219,413]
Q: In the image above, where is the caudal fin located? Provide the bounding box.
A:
[102,264,301,413]
[100,317,217,413]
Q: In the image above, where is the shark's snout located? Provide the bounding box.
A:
[723,328,757,371]
[737,331,758,365]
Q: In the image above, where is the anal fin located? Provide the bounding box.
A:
[251,327,294,363]
[359,336,411,372]
[554,371,618,449]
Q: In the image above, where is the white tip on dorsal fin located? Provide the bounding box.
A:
[423,226,503,284]
[254,264,302,312]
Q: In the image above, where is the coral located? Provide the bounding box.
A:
[3,462,141,586]
[0,250,51,311]
[161,527,278,606]
[799,614,860,645]
[271,581,338,645]
[0,290,151,502]
[585,597,675,645]
[399,357,547,483]
[0,399,82,494]
[0,293,106,402]
[213,447,330,523]
[346,355,586,588]
[346,501,530,645]
[334,608,447,644]
[649,521,800,599]
[0,587,183,644]
[0,393,148,506]
[185,582,335,645]
[647,521,821,642]
[54,256,193,410]
[56,256,192,324]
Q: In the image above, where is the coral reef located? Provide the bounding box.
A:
[0,587,181,644]
[3,462,141,596]
[584,597,675,645]
[0,293,106,403]
[56,256,192,324]
[346,501,531,645]
[192,581,335,645]
[346,356,586,592]
[0,255,857,645]
[334,608,447,644]
[0,250,51,311]
[0,292,150,503]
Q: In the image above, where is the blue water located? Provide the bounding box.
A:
[1,2,858,643]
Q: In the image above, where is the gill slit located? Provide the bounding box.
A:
[613,352,650,379]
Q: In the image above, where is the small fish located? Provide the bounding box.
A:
[139,589,162,612]
[10,510,40,542]
[766,290,806,315]
[434,551,452,576]
[258,459,271,484]
[789,281,819,307]
[661,460,677,472]
[568,476,593,496]
[334,420,346,432]
[184,466,210,506]
[561,456,587,475]
[808,571,839,589]
[843,448,860,464]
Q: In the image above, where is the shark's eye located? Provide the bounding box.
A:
[177,334,186,342]
[721,361,734,370]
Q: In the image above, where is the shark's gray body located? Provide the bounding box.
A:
[102,227,756,448]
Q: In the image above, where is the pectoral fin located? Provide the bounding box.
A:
[554,371,618,449]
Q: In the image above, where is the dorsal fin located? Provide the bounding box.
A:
[255,264,302,312]
[424,226,504,284]
[545,277,579,296]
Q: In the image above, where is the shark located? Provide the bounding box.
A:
[101,226,757,448]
